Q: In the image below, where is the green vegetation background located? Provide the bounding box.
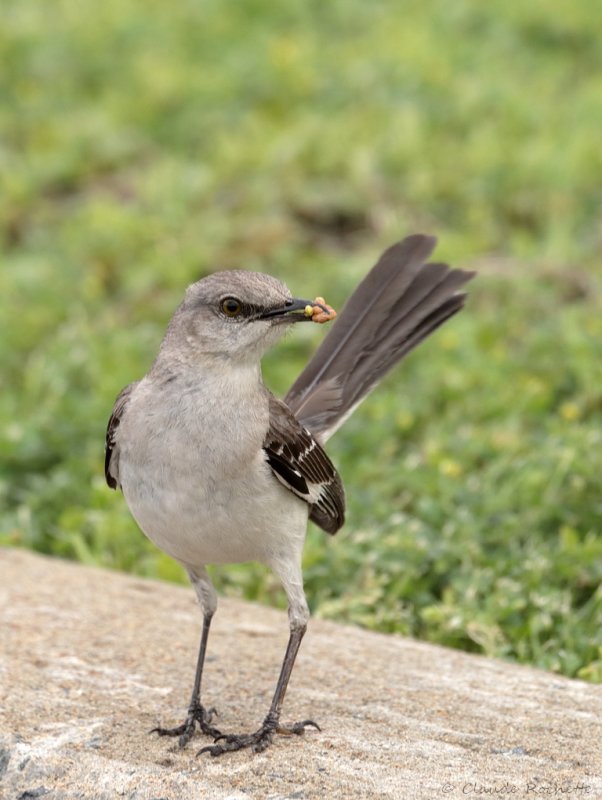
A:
[2,0,601,681]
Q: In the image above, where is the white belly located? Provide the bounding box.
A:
[116,373,309,571]
[121,449,308,567]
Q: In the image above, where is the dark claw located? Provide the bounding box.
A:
[196,717,320,757]
[278,718,321,735]
[150,723,187,737]
[198,743,228,757]
[152,702,222,747]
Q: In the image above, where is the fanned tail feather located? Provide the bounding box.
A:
[285,235,475,440]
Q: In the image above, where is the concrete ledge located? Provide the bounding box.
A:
[1,549,600,799]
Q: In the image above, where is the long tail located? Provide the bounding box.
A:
[285,234,475,441]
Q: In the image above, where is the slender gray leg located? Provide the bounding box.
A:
[153,566,221,746]
[199,559,319,756]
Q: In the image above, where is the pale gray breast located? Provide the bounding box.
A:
[115,370,297,567]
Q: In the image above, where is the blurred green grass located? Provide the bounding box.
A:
[1,0,601,681]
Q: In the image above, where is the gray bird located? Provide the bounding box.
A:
[105,234,475,756]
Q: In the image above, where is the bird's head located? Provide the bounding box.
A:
[159,270,325,365]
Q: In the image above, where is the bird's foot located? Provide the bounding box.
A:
[198,713,320,757]
[151,702,221,747]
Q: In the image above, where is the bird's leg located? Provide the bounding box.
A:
[152,567,221,747]
[199,571,318,757]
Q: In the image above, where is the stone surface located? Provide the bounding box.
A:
[1,548,601,799]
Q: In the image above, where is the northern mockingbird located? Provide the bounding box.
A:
[105,234,474,756]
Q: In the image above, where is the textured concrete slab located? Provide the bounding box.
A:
[1,549,600,799]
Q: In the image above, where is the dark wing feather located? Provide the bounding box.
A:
[105,382,138,489]
[264,396,345,535]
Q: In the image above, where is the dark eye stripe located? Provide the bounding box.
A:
[219,299,274,319]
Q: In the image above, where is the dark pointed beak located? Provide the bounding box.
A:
[260,298,327,322]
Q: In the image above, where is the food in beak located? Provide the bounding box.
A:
[305,297,337,324]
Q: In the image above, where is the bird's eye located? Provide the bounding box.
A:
[221,297,242,317]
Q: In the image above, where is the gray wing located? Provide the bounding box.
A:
[105,382,138,490]
[263,395,345,535]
